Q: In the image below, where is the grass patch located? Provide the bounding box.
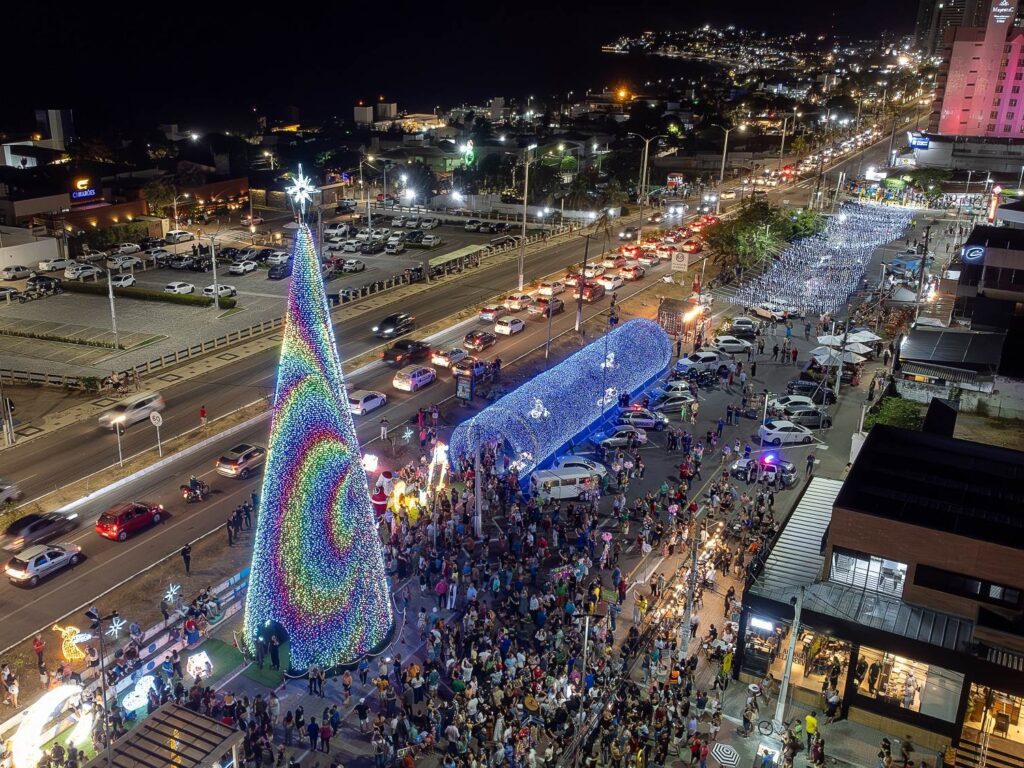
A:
[0,329,121,349]
[62,281,237,309]
[241,642,290,688]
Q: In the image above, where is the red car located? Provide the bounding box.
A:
[95,501,164,541]
[564,271,583,287]
[681,240,704,254]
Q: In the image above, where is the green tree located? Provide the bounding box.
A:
[790,136,808,156]
[864,397,924,432]
[142,179,176,217]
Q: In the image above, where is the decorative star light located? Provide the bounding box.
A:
[105,616,127,639]
[528,398,550,419]
[402,427,414,444]
[596,387,619,408]
[286,164,316,216]
[601,352,617,369]
[164,583,181,602]
[509,451,534,473]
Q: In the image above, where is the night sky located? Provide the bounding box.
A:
[6,0,917,134]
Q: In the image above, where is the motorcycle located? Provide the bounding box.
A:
[180,479,210,503]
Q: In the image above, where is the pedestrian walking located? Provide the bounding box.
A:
[379,418,389,441]
[199,405,207,428]
[226,518,234,546]
[806,453,816,476]
[791,348,798,366]
[180,544,192,575]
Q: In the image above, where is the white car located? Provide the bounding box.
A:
[147,248,171,263]
[675,350,723,373]
[0,265,31,280]
[617,408,669,431]
[342,240,361,253]
[110,243,141,255]
[636,252,660,267]
[479,305,506,322]
[342,259,366,273]
[348,389,387,415]
[596,425,648,448]
[431,348,469,368]
[753,302,788,321]
[229,260,258,275]
[598,274,624,291]
[421,235,441,247]
[392,365,437,392]
[758,419,814,446]
[266,251,290,265]
[0,479,23,505]
[106,255,142,270]
[768,394,816,413]
[537,281,565,296]
[241,215,265,226]
[203,284,237,297]
[38,257,76,273]
[711,335,753,355]
[65,264,104,280]
[551,455,608,481]
[109,274,136,288]
[420,218,440,229]
[164,282,195,294]
[165,230,194,244]
[385,242,406,255]
[504,293,535,311]
[583,264,606,279]
[495,317,525,335]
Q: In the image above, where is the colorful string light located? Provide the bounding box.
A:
[449,318,672,476]
[244,222,393,670]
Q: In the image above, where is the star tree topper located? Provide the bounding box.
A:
[287,164,316,217]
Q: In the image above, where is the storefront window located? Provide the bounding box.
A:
[741,618,849,700]
[830,547,907,598]
[741,615,785,679]
[963,685,1024,747]
[854,646,963,722]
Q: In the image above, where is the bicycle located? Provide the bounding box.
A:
[758,717,796,737]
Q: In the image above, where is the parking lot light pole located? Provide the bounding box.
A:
[172,192,189,231]
[106,272,120,348]
[519,144,538,291]
[208,235,220,310]
[628,133,667,242]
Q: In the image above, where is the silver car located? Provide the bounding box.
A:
[5,543,82,587]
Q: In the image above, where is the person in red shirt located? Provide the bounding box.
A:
[199,405,207,427]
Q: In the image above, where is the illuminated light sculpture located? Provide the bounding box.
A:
[186,650,214,680]
[450,319,672,477]
[52,624,88,663]
[122,675,156,711]
[13,684,82,768]
[244,217,393,670]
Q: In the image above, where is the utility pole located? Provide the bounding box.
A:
[106,273,120,348]
[0,374,14,446]
[913,225,932,325]
[773,587,805,728]
[575,234,592,333]
[679,506,709,654]
[518,144,537,292]
[834,300,851,400]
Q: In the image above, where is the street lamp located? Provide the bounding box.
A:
[627,133,667,242]
[518,143,538,292]
[263,150,275,170]
[713,124,745,184]
[84,606,120,768]
[172,192,190,230]
[778,110,801,170]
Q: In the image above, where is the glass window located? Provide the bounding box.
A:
[829,547,907,597]
[854,647,963,723]
[914,564,1022,608]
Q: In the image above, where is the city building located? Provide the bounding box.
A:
[737,422,1024,762]
[354,105,374,126]
[930,0,1023,137]
[915,0,993,55]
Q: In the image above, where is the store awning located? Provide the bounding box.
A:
[82,703,243,768]
[899,361,980,385]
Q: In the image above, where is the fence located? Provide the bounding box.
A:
[0,222,585,392]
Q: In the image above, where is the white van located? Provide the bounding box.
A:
[530,467,603,502]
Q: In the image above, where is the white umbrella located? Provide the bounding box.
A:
[848,330,881,343]
[816,334,845,346]
[810,345,837,358]
[814,350,866,366]
[844,341,873,355]
[711,743,741,768]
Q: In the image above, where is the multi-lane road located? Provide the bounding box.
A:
[0,117,920,649]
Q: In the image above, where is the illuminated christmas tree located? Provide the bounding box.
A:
[244,168,393,669]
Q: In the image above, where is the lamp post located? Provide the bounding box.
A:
[714,124,745,184]
[171,192,189,231]
[206,233,224,310]
[85,606,119,768]
[778,110,800,171]
[518,144,538,292]
[628,133,667,242]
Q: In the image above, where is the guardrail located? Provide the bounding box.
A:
[0,221,587,392]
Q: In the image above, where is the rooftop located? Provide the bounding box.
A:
[965,224,1024,251]
[834,425,1024,547]
[898,328,1005,372]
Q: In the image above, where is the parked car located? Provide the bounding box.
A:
[385,242,406,255]
[504,293,535,311]
[25,275,61,292]
[268,261,293,279]
[373,312,415,339]
[65,264,104,280]
[421,234,441,247]
[596,424,647,448]
[6,543,82,587]
[405,230,425,244]
[494,317,525,335]
[164,281,195,294]
[215,443,267,479]
[729,456,798,487]
[203,284,237,297]
[710,335,753,355]
[164,230,194,244]
[0,265,31,280]
[431,348,470,368]
[758,419,814,446]
[650,392,698,413]
[168,255,195,270]
[342,259,366,273]
[348,390,388,416]
[0,287,18,301]
[109,274,136,288]
[464,330,497,352]
[616,407,669,431]
[420,217,441,229]
[139,236,166,250]
[266,251,291,265]
[479,305,506,322]
[240,215,265,226]
[147,248,172,265]
[95,501,164,541]
[404,217,422,229]
[229,260,258,275]
[106,255,142,270]
[386,231,406,245]
[464,219,483,231]
[110,243,142,255]
[0,512,78,553]
[784,406,833,429]
[675,351,723,373]
[392,365,437,392]
[768,394,818,412]
[383,340,431,366]
[38,257,76,273]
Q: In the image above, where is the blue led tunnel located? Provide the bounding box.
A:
[449,318,672,476]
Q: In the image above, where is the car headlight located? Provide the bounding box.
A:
[372,326,379,332]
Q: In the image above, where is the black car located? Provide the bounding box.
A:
[485,222,508,233]
[729,325,758,340]
[335,204,356,215]
[360,241,385,255]
[464,330,497,352]
[268,261,293,279]
[373,312,415,339]
[253,249,274,263]
[188,258,212,272]
[0,512,78,553]
[405,230,425,244]
[383,339,431,366]
[218,247,240,262]
[139,236,166,250]
[786,378,824,396]
[25,275,62,292]
[168,256,195,270]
